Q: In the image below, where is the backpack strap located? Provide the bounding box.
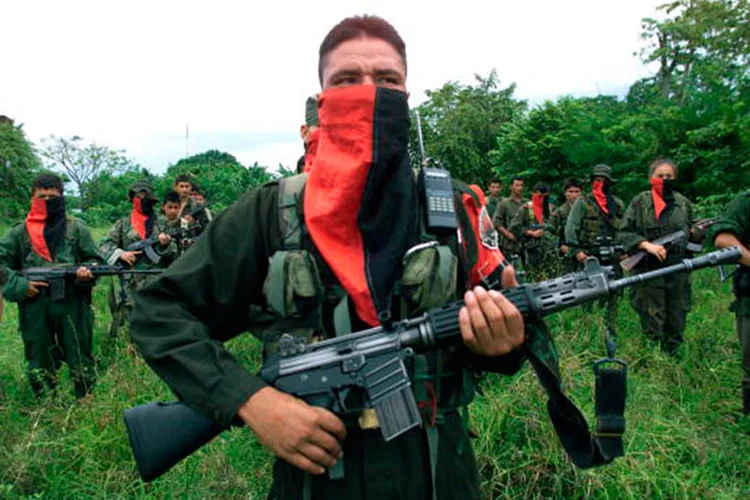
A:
[278,173,308,250]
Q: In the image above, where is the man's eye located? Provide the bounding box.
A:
[335,77,357,85]
[378,77,398,85]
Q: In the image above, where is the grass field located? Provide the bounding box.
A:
[0,226,748,499]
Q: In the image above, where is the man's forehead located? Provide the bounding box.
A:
[324,37,406,74]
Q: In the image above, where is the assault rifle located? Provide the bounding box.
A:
[588,236,624,266]
[619,218,718,272]
[125,205,208,263]
[123,246,741,482]
[21,265,163,301]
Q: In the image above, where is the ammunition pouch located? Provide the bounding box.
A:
[401,245,457,313]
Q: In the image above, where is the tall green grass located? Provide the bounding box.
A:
[0,243,748,498]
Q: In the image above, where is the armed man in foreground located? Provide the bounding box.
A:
[0,173,103,397]
[711,191,750,415]
[130,16,527,499]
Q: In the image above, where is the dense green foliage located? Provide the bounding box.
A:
[412,0,748,207]
[0,242,747,498]
[0,121,42,220]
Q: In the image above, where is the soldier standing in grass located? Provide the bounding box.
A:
[510,182,559,280]
[99,181,176,333]
[493,176,525,263]
[130,15,528,499]
[565,165,625,271]
[619,158,695,356]
[485,178,504,222]
[549,177,583,273]
[0,173,102,397]
[711,191,750,415]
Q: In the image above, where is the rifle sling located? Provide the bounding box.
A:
[523,337,625,468]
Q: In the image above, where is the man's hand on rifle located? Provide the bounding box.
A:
[238,387,346,476]
[75,267,94,282]
[576,251,589,263]
[459,266,524,357]
[119,251,142,267]
[157,233,171,246]
[25,281,48,298]
[640,241,667,262]
[500,228,516,241]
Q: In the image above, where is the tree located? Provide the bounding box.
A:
[0,117,42,221]
[167,150,273,211]
[412,70,527,185]
[40,136,136,211]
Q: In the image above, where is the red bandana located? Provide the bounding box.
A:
[650,178,667,220]
[26,197,51,262]
[131,197,150,240]
[592,179,610,215]
[531,193,546,224]
[305,85,416,326]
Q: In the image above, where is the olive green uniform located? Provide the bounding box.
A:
[709,191,750,413]
[620,191,695,354]
[493,196,525,257]
[565,193,625,268]
[549,200,576,273]
[130,182,525,500]
[509,201,559,280]
[99,216,176,335]
[485,194,503,224]
[0,218,103,396]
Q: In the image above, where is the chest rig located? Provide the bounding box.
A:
[581,196,622,247]
[260,174,477,423]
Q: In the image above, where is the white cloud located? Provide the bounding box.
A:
[0,0,664,173]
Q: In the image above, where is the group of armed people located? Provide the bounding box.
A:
[0,172,212,398]
[487,160,750,413]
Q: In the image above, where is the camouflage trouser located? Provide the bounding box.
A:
[631,271,691,355]
[267,412,479,500]
[18,292,96,397]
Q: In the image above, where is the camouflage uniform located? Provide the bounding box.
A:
[565,193,625,269]
[0,218,103,396]
[485,194,503,224]
[549,200,576,273]
[509,200,559,280]
[99,210,177,336]
[493,196,525,259]
[709,191,750,413]
[620,190,695,354]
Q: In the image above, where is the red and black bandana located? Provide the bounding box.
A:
[26,196,67,262]
[305,85,417,326]
[650,178,674,221]
[592,179,610,215]
[131,197,156,240]
[531,193,546,224]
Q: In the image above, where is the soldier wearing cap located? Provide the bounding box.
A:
[565,164,625,270]
[98,181,177,330]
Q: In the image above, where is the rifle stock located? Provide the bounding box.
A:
[124,247,741,482]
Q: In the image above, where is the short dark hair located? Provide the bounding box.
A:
[489,178,502,185]
[648,157,678,177]
[174,174,192,186]
[533,182,550,194]
[163,191,181,205]
[318,15,406,84]
[563,177,583,191]
[511,176,525,184]
[32,173,64,194]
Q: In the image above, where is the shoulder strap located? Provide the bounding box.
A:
[277,174,308,250]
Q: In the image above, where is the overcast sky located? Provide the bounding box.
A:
[1,0,664,173]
